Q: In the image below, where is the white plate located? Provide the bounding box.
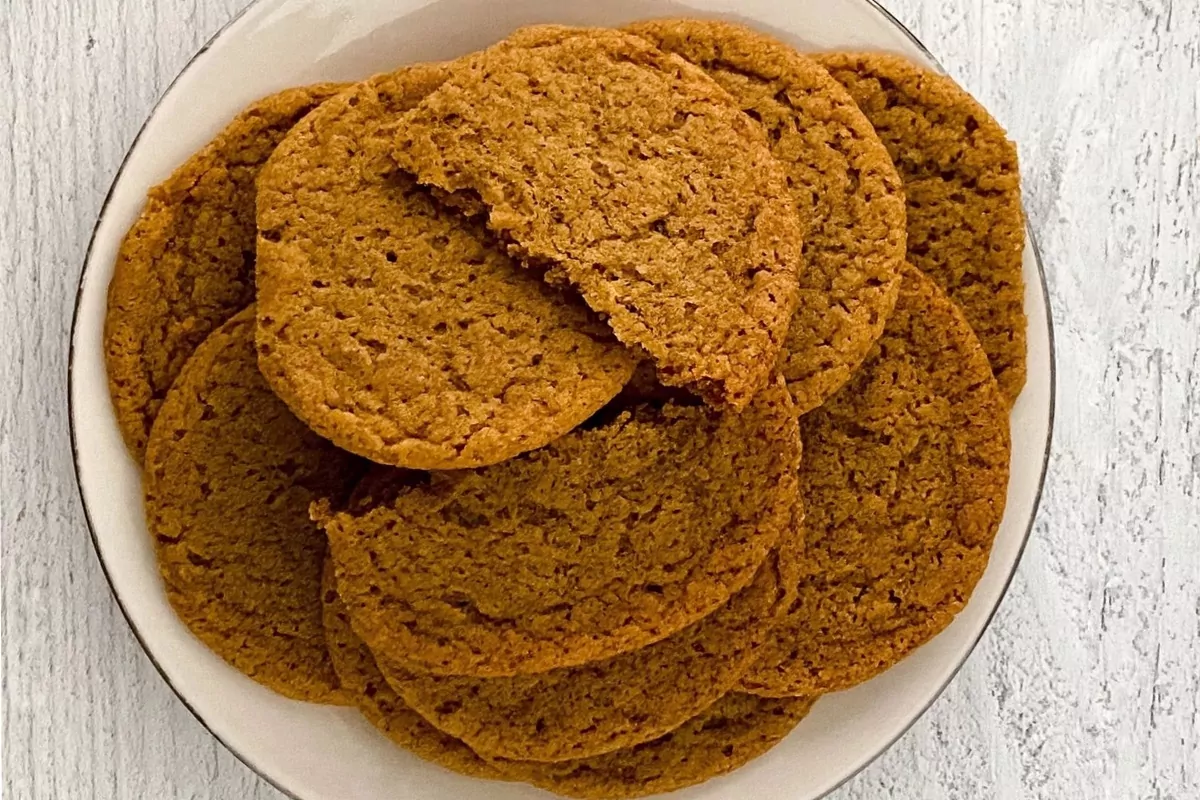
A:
[69,1,1056,798]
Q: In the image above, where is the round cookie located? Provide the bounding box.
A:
[144,306,359,703]
[320,563,508,780]
[815,52,1027,404]
[317,380,800,677]
[324,564,812,796]
[255,66,636,471]
[503,693,816,800]
[105,83,345,461]
[738,265,1011,697]
[391,25,804,411]
[376,544,798,763]
[626,20,907,415]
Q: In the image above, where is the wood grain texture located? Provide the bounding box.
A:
[2,0,1198,798]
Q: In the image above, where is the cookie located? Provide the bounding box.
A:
[255,66,636,470]
[626,20,906,414]
[318,380,800,677]
[391,25,803,410]
[144,306,359,703]
[815,52,1027,403]
[321,563,508,780]
[738,265,1010,697]
[377,544,798,762]
[324,563,812,796]
[503,693,816,800]
[105,83,345,461]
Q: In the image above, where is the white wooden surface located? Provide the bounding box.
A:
[3,0,1199,797]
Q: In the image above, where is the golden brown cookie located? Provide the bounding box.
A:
[324,563,812,796]
[377,543,799,763]
[392,25,803,410]
[144,306,359,703]
[318,380,800,678]
[321,563,508,780]
[502,693,816,799]
[626,20,906,414]
[739,265,1010,697]
[105,83,345,461]
[255,66,636,470]
[815,52,1027,403]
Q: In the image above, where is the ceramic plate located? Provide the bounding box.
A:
[69,1,1055,797]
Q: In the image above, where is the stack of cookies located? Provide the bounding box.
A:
[104,19,1024,800]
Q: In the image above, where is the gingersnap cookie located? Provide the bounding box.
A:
[318,380,800,678]
[625,20,907,415]
[815,52,1027,403]
[324,562,811,795]
[738,265,1010,697]
[255,65,636,470]
[321,563,508,780]
[376,543,799,763]
[105,83,346,461]
[144,306,359,703]
[391,25,803,410]
[503,693,816,800]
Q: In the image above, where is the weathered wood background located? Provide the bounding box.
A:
[3,0,1198,797]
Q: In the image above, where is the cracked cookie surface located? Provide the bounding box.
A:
[255,65,636,470]
[377,544,799,763]
[739,266,1010,697]
[324,566,811,797]
[144,306,359,703]
[626,20,906,414]
[318,381,799,678]
[391,25,803,410]
[105,83,345,461]
[816,52,1027,403]
[500,692,815,800]
[321,563,508,780]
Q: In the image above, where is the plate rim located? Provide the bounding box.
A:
[66,1,1057,798]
